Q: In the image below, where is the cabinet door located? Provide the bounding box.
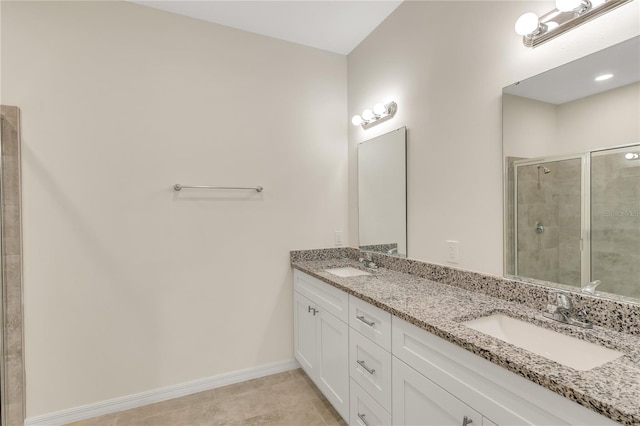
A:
[293,291,316,378]
[393,357,481,426]
[316,309,349,421]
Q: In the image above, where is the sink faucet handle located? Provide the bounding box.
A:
[581,280,601,294]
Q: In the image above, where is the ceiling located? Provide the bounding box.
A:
[504,36,640,104]
[129,1,403,55]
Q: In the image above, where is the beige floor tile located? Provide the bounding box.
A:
[67,369,343,426]
[245,400,325,426]
[120,407,190,425]
[273,374,326,407]
[66,413,119,426]
[311,398,347,426]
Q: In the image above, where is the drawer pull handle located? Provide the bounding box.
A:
[462,416,473,426]
[357,360,376,375]
[358,413,370,426]
[357,315,375,327]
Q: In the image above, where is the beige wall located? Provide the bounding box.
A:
[347,1,639,274]
[1,1,347,417]
[504,82,640,158]
[557,82,640,152]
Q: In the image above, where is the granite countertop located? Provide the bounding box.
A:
[291,257,640,425]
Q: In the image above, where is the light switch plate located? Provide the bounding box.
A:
[335,231,344,246]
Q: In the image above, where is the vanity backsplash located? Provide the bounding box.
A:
[290,247,640,335]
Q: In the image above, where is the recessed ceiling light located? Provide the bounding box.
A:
[595,73,614,81]
[624,152,639,160]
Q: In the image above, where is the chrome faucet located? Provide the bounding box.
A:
[543,291,592,329]
[581,280,601,295]
[359,252,378,269]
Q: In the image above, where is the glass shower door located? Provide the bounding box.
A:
[590,145,640,298]
[514,156,583,287]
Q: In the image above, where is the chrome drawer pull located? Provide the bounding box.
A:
[357,360,376,375]
[356,315,375,327]
[358,413,370,426]
[462,416,473,426]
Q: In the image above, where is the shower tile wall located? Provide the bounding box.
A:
[591,149,640,298]
[516,159,582,287]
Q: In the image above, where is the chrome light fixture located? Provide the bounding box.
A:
[352,102,397,129]
[625,152,639,160]
[515,0,633,48]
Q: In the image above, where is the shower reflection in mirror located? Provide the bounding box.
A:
[507,144,640,298]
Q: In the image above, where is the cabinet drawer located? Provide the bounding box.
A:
[350,379,391,426]
[294,270,348,323]
[349,295,392,351]
[350,328,392,412]
[391,317,616,426]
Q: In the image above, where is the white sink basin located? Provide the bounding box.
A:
[325,267,372,278]
[463,314,623,371]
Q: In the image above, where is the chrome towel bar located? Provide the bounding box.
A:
[174,184,263,192]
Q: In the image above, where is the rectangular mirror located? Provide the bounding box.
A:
[503,36,639,301]
[358,127,407,257]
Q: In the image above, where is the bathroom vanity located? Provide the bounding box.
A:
[291,249,640,425]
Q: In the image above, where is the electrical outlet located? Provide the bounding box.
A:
[335,231,344,246]
[446,240,459,264]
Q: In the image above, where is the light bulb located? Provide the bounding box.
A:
[351,115,364,126]
[362,109,374,121]
[624,153,639,160]
[556,0,583,12]
[515,12,540,36]
[595,73,613,81]
[373,103,387,116]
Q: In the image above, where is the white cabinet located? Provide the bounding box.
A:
[293,291,316,374]
[348,295,393,423]
[316,305,349,418]
[293,270,349,421]
[350,379,392,426]
[392,316,617,426]
[349,295,392,351]
[393,356,484,426]
[293,268,618,426]
[349,328,392,412]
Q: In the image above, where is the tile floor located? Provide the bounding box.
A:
[68,369,346,426]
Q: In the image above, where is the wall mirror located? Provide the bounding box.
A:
[503,36,639,302]
[358,127,407,257]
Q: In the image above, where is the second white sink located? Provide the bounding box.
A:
[463,314,623,371]
[325,267,372,278]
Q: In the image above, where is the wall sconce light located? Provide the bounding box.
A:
[515,0,633,48]
[352,102,397,129]
[624,152,639,160]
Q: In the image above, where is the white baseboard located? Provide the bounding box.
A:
[24,358,300,426]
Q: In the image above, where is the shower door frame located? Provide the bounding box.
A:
[512,153,590,286]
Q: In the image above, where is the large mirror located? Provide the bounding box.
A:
[358,127,407,257]
[503,36,639,301]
